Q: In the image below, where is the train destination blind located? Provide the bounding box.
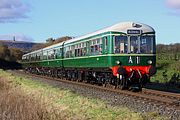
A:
[127,30,141,34]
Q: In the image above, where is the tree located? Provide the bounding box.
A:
[0,44,24,61]
[0,44,11,61]
[54,36,72,44]
[46,38,55,43]
[31,43,46,51]
[9,48,24,61]
[32,36,73,50]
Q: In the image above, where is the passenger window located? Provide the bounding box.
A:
[75,45,78,57]
[43,51,47,60]
[52,49,56,59]
[55,48,61,58]
[82,42,87,56]
[90,38,103,55]
[65,46,71,58]
[78,43,82,56]
[114,36,128,53]
[47,50,54,59]
[90,40,94,55]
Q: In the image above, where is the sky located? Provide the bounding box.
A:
[0,0,180,44]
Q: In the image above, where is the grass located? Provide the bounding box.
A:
[0,69,166,120]
[154,53,180,83]
[0,74,62,120]
[151,59,180,83]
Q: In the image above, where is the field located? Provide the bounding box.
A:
[0,69,166,120]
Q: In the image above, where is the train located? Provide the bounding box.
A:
[22,22,156,91]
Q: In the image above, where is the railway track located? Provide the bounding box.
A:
[12,70,180,111]
[142,88,180,105]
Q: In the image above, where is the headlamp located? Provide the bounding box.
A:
[147,60,152,65]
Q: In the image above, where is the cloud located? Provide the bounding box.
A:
[166,0,180,9]
[0,33,34,42]
[166,0,180,16]
[0,0,30,23]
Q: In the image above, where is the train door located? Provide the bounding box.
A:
[86,41,90,56]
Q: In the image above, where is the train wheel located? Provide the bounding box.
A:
[102,78,107,87]
[119,76,127,90]
[131,86,142,92]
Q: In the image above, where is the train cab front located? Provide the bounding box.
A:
[110,23,156,91]
[112,59,156,91]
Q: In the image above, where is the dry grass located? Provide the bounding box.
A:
[0,76,63,120]
[0,70,166,120]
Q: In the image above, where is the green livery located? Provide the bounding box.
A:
[22,22,156,90]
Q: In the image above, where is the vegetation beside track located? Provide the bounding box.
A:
[151,59,180,83]
[149,55,180,92]
[0,69,166,120]
[150,44,180,86]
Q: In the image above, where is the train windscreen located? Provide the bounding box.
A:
[130,36,139,53]
[140,35,155,54]
[114,35,155,54]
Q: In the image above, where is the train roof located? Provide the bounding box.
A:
[65,21,155,44]
[22,49,42,56]
[42,42,64,51]
[23,21,155,56]
[23,41,64,56]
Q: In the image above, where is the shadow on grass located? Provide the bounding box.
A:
[156,62,170,70]
[144,82,180,93]
[145,71,180,93]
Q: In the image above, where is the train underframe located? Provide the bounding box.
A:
[25,66,150,91]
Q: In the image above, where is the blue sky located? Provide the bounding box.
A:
[0,0,180,44]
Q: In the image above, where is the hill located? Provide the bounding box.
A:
[0,40,43,52]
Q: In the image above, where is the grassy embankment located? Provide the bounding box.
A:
[151,53,180,83]
[0,69,165,120]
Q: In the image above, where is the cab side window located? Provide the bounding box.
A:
[114,36,128,54]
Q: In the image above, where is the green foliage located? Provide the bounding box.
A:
[0,44,11,61]
[152,56,180,85]
[152,43,180,84]
[10,47,24,61]
[156,43,180,54]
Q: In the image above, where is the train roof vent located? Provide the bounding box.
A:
[132,23,142,28]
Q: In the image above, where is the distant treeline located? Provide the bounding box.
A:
[31,36,72,51]
[157,43,180,60]
[157,43,180,53]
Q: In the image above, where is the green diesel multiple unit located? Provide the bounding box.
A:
[22,22,156,90]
